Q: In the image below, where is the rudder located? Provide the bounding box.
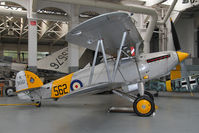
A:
[15,71,43,93]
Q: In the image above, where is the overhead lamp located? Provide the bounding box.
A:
[0,2,5,5]
[8,29,14,36]
[162,0,173,5]
[17,8,22,11]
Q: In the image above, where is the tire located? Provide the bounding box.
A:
[144,91,154,101]
[36,102,41,107]
[5,87,15,97]
[137,91,154,101]
[54,98,59,101]
[133,96,155,117]
[154,92,159,97]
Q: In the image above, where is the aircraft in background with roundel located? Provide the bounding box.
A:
[15,11,189,117]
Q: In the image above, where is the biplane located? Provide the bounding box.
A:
[15,12,189,117]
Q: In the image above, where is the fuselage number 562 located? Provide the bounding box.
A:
[53,84,68,97]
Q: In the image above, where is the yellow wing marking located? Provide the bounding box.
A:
[51,73,73,98]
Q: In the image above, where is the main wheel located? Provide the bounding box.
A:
[137,91,154,101]
[133,96,155,117]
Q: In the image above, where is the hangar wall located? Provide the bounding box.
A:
[176,17,194,56]
[175,11,199,65]
[0,0,198,72]
[0,0,112,73]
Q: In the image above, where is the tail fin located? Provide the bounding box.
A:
[15,71,43,92]
[37,47,68,73]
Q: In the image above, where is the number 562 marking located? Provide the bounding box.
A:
[53,84,68,97]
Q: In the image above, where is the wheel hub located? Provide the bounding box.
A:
[137,99,151,114]
[142,105,146,109]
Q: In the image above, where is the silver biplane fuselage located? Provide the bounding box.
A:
[71,51,179,91]
[16,51,179,101]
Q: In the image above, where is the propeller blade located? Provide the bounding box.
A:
[170,18,181,51]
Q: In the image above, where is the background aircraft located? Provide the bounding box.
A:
[146,74,199,93]
[145,19,199,96]
[15,12,189,117]
[0,47,68,96]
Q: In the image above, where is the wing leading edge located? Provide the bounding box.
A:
[66,12,143,57]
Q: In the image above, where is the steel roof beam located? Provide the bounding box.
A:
[46,0,158,53]
[0,7,69,22]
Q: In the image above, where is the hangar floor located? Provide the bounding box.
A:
[0,93,199,133]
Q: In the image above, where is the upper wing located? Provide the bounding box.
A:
[66,12,143,57]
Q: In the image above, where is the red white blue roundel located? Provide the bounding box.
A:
[70,80,83,91]
[30,77,34,83]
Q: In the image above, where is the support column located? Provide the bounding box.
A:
[166,20,174,51]
[0,43,4,56]
[27,0,37,72]
[68,6,80,73]
[28,19,37,72]
[17,42,21,63]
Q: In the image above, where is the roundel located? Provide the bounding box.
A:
[70,80,83,91]
[30,77,34,83]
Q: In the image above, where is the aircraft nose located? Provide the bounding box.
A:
[176,51,189,62]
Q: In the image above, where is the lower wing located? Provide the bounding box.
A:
[60,82,122,99]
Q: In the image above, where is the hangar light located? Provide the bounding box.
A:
[3,6,23,11]
[162,0,173,5]
[0,2,5,5]
[37,9,68,16]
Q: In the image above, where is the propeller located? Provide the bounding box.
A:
[170,18,181,51]
[170,18,189,63]
[170,18,193,95]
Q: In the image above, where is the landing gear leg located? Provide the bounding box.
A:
[112,88,156,117]
[137,91,154,101]
[138,82,145,96]
[134,82,155,116]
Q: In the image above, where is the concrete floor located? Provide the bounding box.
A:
[0,93,199,133]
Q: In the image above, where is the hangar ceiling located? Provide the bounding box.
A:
[0,2,68,47]
[0,0,146,52]
[0,0,198,53]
